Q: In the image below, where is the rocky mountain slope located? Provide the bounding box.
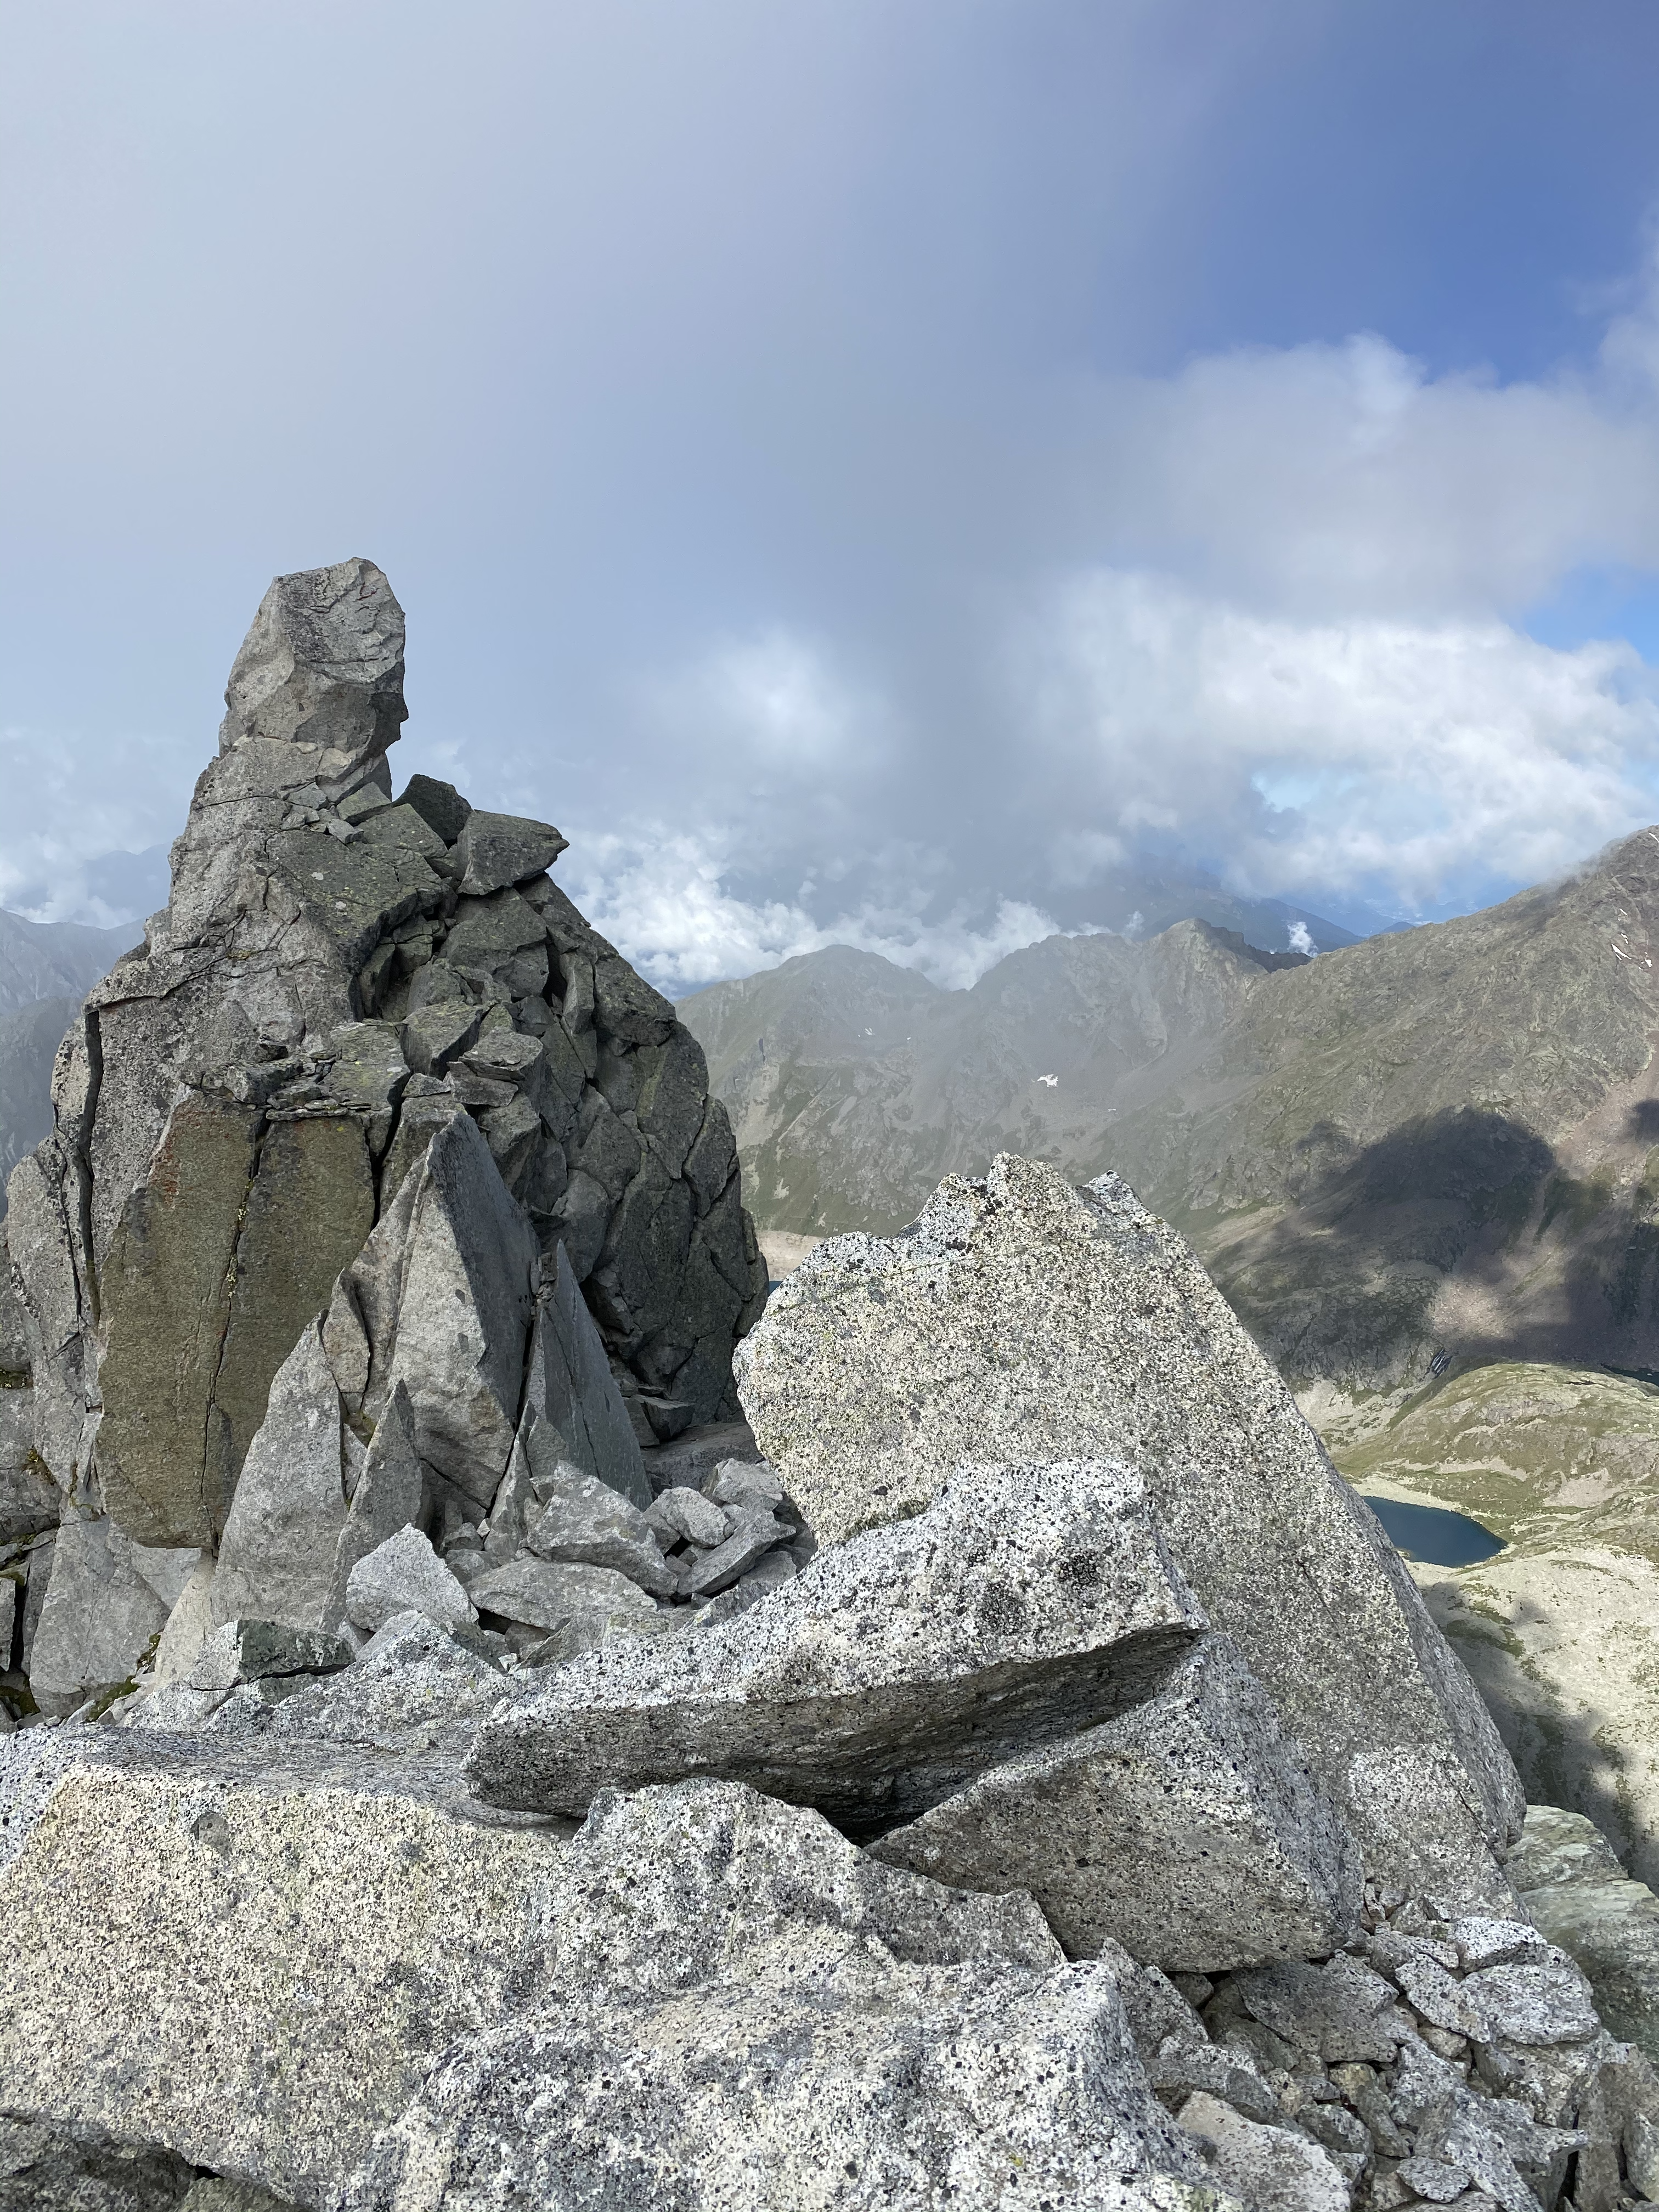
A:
[684,837,1659,1412]
[1331,1362,1659,1901]
[4,558,1655,2209]
[0,909,134,1018]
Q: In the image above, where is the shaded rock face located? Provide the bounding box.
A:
[3,560,765,1578]
[736,1152,1525,1905]
[870,1634,1364,1974]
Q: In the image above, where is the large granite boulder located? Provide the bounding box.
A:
[341,1779,1217,2212]
[467,1458,1207,1831]
[1510,1803,1659,2070]
[736,1155,1524,1904]
[3,560,765,1713]
[871,1634,1362,1973]
[0,1691,564,2208]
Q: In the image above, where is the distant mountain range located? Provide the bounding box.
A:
[680,828,1659,1416]
[984,852,1368,956]
[0,909,137,1018]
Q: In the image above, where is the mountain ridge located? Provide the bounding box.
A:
[681,828,1659,1417]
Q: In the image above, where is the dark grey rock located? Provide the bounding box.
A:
[347,1113,538,1514]
[640,1418,764,1496]
[397,773,471,844]
[0,2117,204,2211]
[454,811,568,898]
[189,1618,354,1690]
[401,998,483,1076]
[518,1242,651,1512]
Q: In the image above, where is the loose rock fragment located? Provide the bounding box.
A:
[467,1458,1205,1826]
[872,1633,1363,1972]
[345,1527,476,1636]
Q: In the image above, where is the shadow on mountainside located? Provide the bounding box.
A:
[1199,1106,1659,1393]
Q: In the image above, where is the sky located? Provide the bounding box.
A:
[6,1,1659,990]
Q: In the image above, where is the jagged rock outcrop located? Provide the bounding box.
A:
[2,559,764,1715]
[736,1153,1526,1906]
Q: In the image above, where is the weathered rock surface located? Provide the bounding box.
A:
[737,1154,1524,1901]
[341,1779,1216,2212]
[27,1517,199,1717]
[0,1711,565,2209]
[0,1381,56,1544]
[345,1526,475,1635]
[872,1633,1362,1972]
[466,1554,658,1643]
[4,559,765,1696]
[467,1458,1206,1830]
[212,1321,347,1630]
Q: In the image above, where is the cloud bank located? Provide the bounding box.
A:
[5,5,1659,992]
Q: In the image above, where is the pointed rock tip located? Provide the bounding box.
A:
[219,556,408,764]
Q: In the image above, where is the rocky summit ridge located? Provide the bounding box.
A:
[1,562,1658,2210]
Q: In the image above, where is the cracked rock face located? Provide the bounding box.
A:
[736,1153,1526,1906]
[3,560,765,1709]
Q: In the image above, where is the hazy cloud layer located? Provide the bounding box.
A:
[5,4,1659,988]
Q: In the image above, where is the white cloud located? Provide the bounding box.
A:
[565,827,1063,994]
[1025,570,1659,913]
[0,723,196,925]
[1068,256,1659,621]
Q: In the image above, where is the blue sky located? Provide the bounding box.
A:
[5,2,1659,984]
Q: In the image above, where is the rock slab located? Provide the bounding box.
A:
[872,1632,1363,1973]
[737,1153,1524,1902]
[467,1458,1205,1831]
[341,1780,1217,2212]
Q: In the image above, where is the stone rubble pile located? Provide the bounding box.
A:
[2,562,1658,2210]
